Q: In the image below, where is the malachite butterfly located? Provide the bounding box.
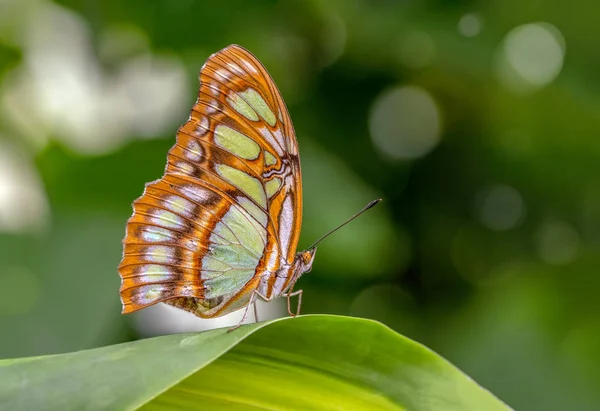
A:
[118,44,379,325]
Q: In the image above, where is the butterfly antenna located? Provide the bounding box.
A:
[307,199,382,250]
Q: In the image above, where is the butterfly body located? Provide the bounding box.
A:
[118,45,313,319]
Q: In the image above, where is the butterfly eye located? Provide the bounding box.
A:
[302,249,314,265]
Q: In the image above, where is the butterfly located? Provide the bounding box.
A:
[118,44,379,325]
[118,44,315,325]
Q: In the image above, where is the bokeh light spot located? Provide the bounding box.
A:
[369,86,442,160]
[495,22,565,93]
[476,184,526,231]
[1,3,188,155]
[0,142,49,234]
[458,13,484,37]
[537,221,580,265]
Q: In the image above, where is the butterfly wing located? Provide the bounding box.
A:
[118,45,302,318]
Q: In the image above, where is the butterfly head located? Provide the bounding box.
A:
[289,247,317,286]
[299,247,317,274]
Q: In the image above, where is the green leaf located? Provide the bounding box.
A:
[0,315,512,411]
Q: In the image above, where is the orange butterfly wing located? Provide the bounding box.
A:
[118,45,302,318]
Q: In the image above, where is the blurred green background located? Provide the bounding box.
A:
[1,0,599,409]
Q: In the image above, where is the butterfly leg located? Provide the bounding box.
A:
[253,300,259,323]
[283,289,303,317]
[252,290,275,322]
[228,290,272,332]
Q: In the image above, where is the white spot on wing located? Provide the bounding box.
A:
[207,82,221,96]
[226,61,244,75]
[215,68,231,81]
[279,195,294,255]
[151,209,184,230]
[186,139,202,161]
[265,248,278,272]
[180,184,213,203]
[205,100,219,115]
[137,265,176,282]
[144,246,176,264]
[258,126,284,156]
[273,127,290,152]
[164,195,195,217]
[240,58,259,74]
[194,116,209,137]
[175,161,195,176]
[135,284,167,304]
[141,226,174,243]
[174,285,196,297]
